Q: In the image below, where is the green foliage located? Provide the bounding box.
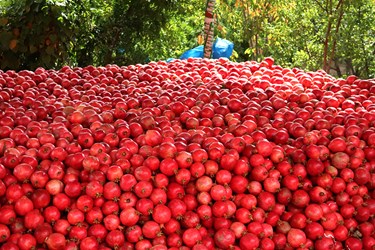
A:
[146,0,205,61]
[0,0,89,69]
[0,0,109,70]
[335,0,375,77]
[90,0,204,65]
[215,0,375,78]
[0,0,374,78]
[0,0,200,70]
[215,0,287,62]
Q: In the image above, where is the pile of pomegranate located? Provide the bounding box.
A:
[0,57,374,249]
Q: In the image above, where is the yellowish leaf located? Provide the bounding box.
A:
[244,48,252,55]
[231,49,239,60]
[197,34,204,45]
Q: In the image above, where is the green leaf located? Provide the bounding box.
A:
[54,0,67,7]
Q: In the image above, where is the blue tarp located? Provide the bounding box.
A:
[212,38,234,59]
[178,38,234,60]
[180,45,205,60]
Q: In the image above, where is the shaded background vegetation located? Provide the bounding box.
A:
[0,0,374,78]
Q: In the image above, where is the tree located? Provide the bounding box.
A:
[311,0,347,73]
[145,0,205,61]
[203,0,216,58]
[90,0,203,65]
[215,0,286,62]
[0,0,107,70]
[334,0,375,77]
[0,0,204,70]
[0,0,374,78]
[215,0,374,78]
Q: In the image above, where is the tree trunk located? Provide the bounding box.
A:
[203,0,215,58]
[326,0,345,74]
[346,58,355,75]
[334,58,342,77]
[322,15,333,71]
[103,27,120,65]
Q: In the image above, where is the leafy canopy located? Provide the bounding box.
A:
[0,0,374,78]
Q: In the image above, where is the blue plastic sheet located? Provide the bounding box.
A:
[212,38,234,59]
[178,38,234,60]
[179,45,204,60]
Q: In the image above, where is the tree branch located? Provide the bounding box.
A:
[328,0,333,14]
[323,18,332,72]
[333,58,342,77]
[313,0,327,13]
[327,0,345,74]
[357,3,370,77]
[335,0,344,10]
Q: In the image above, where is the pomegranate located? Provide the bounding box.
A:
[0,58,374,249]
